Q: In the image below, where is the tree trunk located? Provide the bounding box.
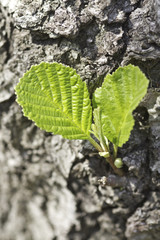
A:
[0,0,160,239]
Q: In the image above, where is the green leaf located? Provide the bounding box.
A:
[93,64,149,147]
[15,62,92,140]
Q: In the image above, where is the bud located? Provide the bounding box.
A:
[114,158,123,168]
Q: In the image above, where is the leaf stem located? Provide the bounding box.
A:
[88,135,103,152]
[113,144,118,159]
[88,136,124,176]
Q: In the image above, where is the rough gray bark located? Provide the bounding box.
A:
[0,0,160,240]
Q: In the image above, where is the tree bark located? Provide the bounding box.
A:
[0,0,160,239]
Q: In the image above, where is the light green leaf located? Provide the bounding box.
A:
[93,64,149,147]
[15,62,92,140]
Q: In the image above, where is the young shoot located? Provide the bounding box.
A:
[15,63,149,176]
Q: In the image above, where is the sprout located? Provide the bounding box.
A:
[114,158,123,168]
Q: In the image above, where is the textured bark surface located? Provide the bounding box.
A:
[0,0,160,239]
